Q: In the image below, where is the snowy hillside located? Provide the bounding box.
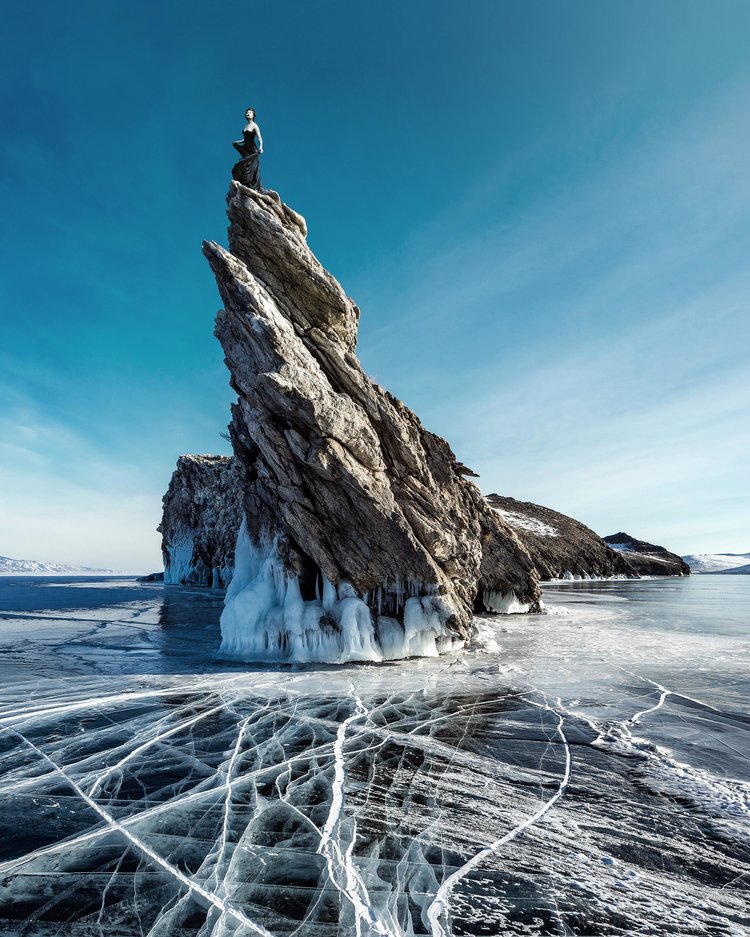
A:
[0,555,115,576]
[682,553,750,574]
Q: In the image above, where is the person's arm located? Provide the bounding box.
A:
[255,123,263,154]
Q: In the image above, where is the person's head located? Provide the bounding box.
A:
[245,107,256,121]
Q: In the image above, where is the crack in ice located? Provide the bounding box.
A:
[7,725,275,937]
[427,696,571,937]
[317,687,399,937]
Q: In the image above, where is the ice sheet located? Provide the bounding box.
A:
[0,575,748,936]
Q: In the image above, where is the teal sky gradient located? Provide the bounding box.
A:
[1,0,749,569]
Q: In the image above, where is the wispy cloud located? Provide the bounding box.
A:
[0,388,164,570]
[355,72,750,553]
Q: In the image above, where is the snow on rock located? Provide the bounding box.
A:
[682,552,750,574]
[202,183,541,662]
[159,455,243,588]
[486,495,633,581]
[493,507,559,538]
[604,533,690,577]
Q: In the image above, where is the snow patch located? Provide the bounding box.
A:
[0,555,115,576]
[608,545,676,566]
[493,508,559,538]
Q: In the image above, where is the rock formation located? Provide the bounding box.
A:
[487,495,634,580]
[604,533,691,577]
[200,183,542,662]
[159,455,243,587]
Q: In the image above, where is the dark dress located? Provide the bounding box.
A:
[232,128,262,190]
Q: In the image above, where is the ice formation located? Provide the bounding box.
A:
[163,530,234,589]
[479,589,531,614]
[162,531,197,585]
[3,577,750,934]
[219,521,464,663]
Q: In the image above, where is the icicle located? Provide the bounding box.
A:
[219,522,468,664]
[322,576,337,611]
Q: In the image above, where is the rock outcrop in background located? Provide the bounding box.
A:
[604,532,691,577]
[487,495,634,580]
[159,455,243,588]
[199,183,542,661]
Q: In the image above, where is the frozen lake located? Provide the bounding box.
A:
[0,575,748,935]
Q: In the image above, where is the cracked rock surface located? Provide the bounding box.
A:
[202,183,541,641]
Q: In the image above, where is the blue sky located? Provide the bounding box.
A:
[1,0,748,570]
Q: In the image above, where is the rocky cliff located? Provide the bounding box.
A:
[487,495,634,580]
[200,183,541,662]
[159,454,243,587]
[604,532,691,577]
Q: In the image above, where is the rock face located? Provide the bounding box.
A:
[201,183,541,662]
[159,455,243,588]
[487,495,634,580]
[604,533,691,577]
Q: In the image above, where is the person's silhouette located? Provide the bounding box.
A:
[232,107,263,190]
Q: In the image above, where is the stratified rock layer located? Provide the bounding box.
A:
[202,183,541,660]
[487,495,634,580]
[159,455,243,587]
[604,532,691,577]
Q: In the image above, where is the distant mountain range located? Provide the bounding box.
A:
[682,553,750,574]
[0,555,115,576]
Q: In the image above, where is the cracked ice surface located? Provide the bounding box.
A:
[0,576,749,935]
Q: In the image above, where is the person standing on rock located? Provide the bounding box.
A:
[231,107,263,190]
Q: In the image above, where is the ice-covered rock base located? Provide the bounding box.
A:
[220,522,465,663]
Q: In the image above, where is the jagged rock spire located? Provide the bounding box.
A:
[202,183,540,661]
